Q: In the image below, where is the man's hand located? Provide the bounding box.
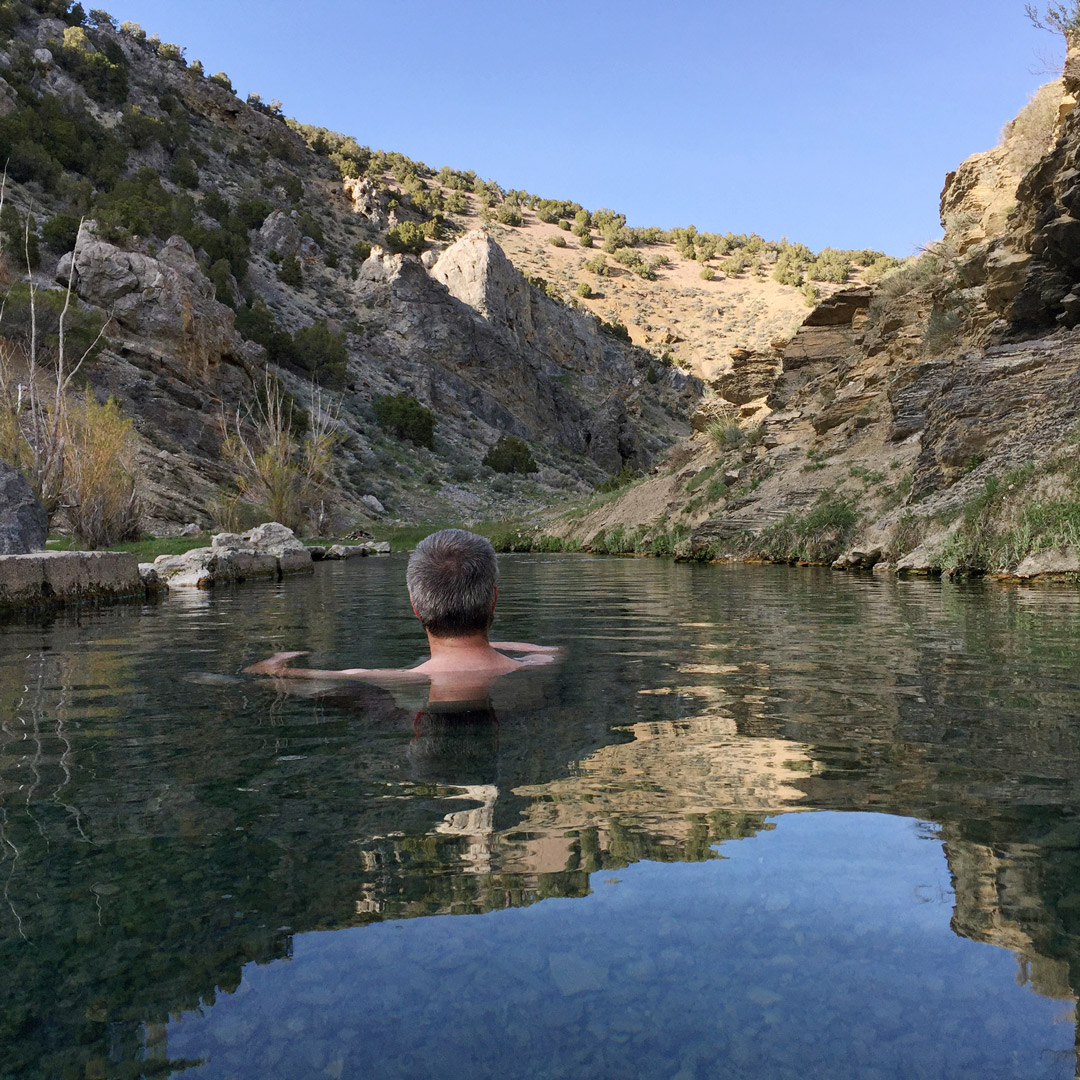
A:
[490,641,563,656]
[243,651,309,676]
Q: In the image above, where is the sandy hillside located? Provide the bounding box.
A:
[404,189,855,383]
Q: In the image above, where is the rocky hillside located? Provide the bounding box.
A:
[0,3,715,536]
[549,75,1080,580]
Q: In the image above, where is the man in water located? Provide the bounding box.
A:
[245,528,559,701]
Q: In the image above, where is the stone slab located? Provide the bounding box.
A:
[0,551,142,611]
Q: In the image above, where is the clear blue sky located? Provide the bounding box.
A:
[108,1,1062,256]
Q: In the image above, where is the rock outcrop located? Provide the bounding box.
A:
[151,522,313,588]
[58,226,248,373]
[0,461,46,554]
[354,233,699,475]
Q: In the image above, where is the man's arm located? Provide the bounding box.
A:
[490,641,562,655]
[243,651,429,683]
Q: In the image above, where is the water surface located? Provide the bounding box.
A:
[2,555,1080,1078]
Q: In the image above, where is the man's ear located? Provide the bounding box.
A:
[491,585,498,612]
[409,593,420,620]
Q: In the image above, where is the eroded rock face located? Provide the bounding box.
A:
[343,176,388,228]
[708,348,783,406]
[58,226,239,371]
[353,231,699,474]
[0,461,46,554]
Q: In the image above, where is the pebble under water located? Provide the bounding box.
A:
[2,554,1080,1079]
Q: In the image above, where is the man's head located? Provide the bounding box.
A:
[406,529,498,638]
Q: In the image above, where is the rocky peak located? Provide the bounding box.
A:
[431,229,535,341]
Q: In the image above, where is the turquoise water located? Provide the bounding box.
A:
[2,555,1080,1078]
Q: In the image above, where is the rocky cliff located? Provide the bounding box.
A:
[551,77,1080,579]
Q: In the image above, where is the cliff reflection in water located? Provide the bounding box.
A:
[1,557,1080,1076]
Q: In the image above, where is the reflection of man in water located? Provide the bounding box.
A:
[245,529,559,704]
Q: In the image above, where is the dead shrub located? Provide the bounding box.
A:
[220,373,336,533]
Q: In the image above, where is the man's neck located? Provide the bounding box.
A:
[424,629,498,663]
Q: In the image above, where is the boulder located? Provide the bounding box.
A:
[1012,547,1080,579]
[801,287,874,328]
[155,522,313,588]
[323,542,390,559]
[138,563,168,594]
[257,210,302,259]
[431,230,535,342]
[690,396,738,434]
[831,548,883,571]
[0,461,47,554]
[361,493,385,515]
[58,227,238,371]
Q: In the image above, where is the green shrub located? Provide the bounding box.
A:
[157,41,185,64]
[923,307,963,355]
[57,32,129,104]
[579,231,594,248]
[482,435,537,474]
[937,457,1080,574]
[236,299,296,366]
[277,256,302,287]
[583,253,608,275]
[234,198,273,230]
[385,221,426,255]
[120,105,167,149]
[352,239,372,263]
[42,212,81,252]
[63,390,140,549]
[494,200,523,226]
[374,393,435,448]
[549,234,566,248]
[576,281,592,298]
[705,416,744,449]
[292,319,348,388]
[595,461,639,492]
[599,319,631,342]
[0,93,125,190]
[168,155,199,189]
[699,266,716,281]
[1,205,40,269]
[209,71,234,92]
[0,281,107,364]
[208,258,234,306]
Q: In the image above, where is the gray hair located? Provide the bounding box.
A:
[406,529,498,637]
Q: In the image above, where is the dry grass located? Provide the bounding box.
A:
[63,390,140,548]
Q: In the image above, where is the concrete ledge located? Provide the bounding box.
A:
[0,551,143,611]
